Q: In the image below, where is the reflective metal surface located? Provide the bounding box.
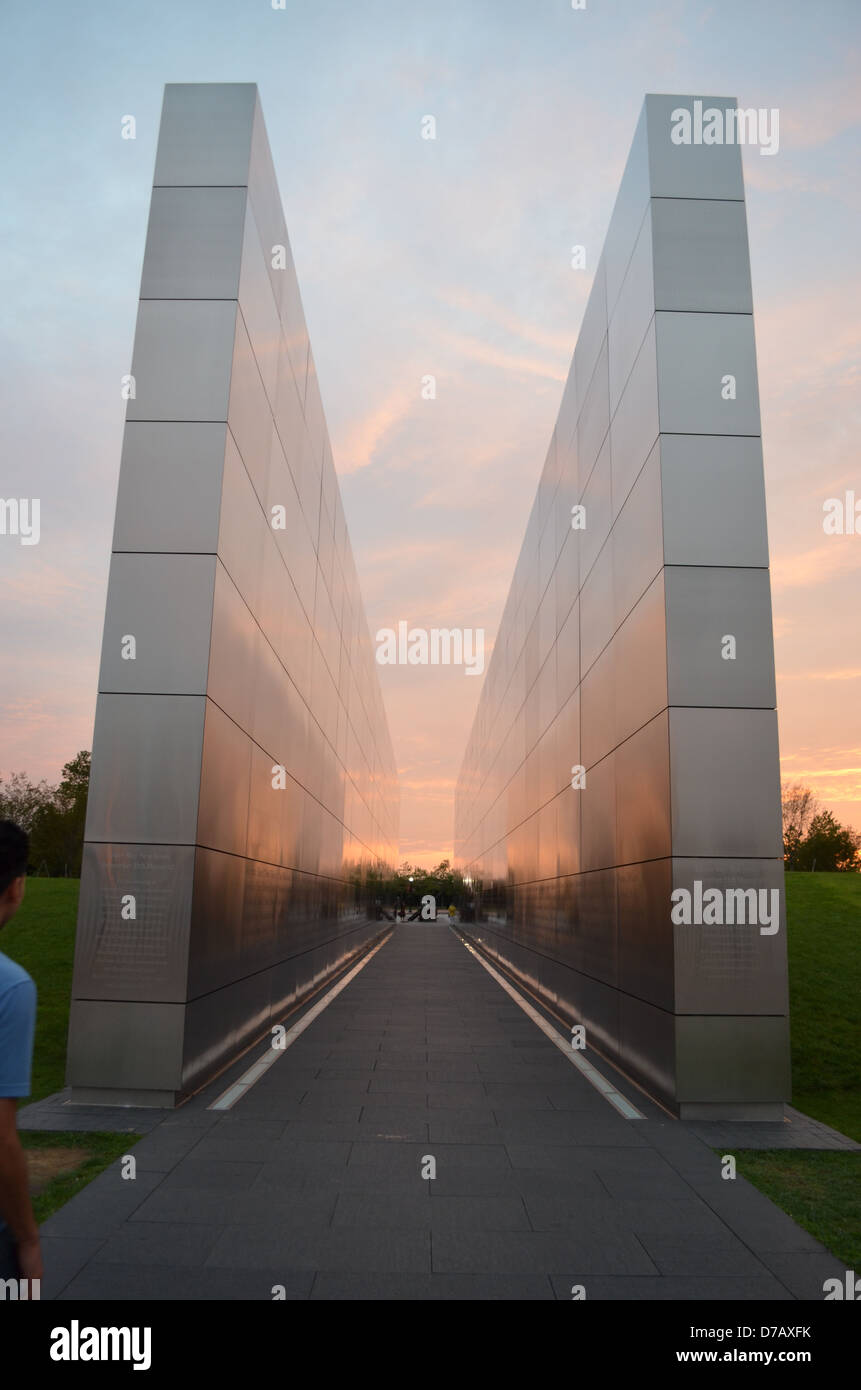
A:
[455,93,789,1117]
[69,84,398,1105]
[127,300,237,422]
[140,187,246,300]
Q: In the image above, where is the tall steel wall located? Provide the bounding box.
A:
[68,84,399,1106]
[454,95,789,1119]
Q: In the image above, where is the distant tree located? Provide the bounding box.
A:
[56,750,91,810]
[28,751,91,877]
[0,770,55,833]
[782,781,821,868]
[381,857,466,912]
[795,810,861,873]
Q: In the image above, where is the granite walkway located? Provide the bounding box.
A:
[31,923,849,1300]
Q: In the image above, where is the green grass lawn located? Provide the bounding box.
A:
[730,872,861,1271]
[21,1129,138,1224]
[1,879,141,1216]
[782,872,861,1142]
[732,1149,860,1270]
[1,872,858,1266]
[2,877,79,1102]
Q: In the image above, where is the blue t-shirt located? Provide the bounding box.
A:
[0,951,36,1099]
[0,950,36,1240]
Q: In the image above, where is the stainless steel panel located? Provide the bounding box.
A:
[655,310,761,436]
[672,856,789,1014]
[299,795,323,876]
[609,317,659,519]
[154,83,257,185]
[675,1017,791,1103]
[246,740,283,866]
[280,778,305,869]
[603,103,650,315]
[317,498,336,605]
[218,431,266,615]
[665,566,777,708]
[537,647,556,742]
[240,859,282,972]
[298,423,323,540]
[85,693,206,844]
[537,800,558,880]
[112,422,226,554]
[248,97,293,317]
[669,707,783,858]
[608,204,654,414]
[187,846,245,996]
[72,843,194,1002]
[258,530,288,658]
[208,560,258,732]
[98,553,216,695]
[182,973,272,1094]
[67,1000,185,1092]
[612,439,662,629]
[140,187,247,300]
[126,300,237,422]
[660,434,769,567]
[619,993,676,1105]
[651,197,753,312]
[267,430,317,624]
[538,516,557,608]
[278,257,310,400]
[617,857,674,1011]
[238,198,282,406]
[579,751,615,872]
[579,542,614,676]
[644,94,746,201]
[613,572,667,747]
[304,347,327,468]
[580,643,616,769]
[572,254,607,418]
[251,635,288,759]
[554,688,580,798]
[579,435,612,583]
[555,368,578,457]
[228,313,275,504]
[577,971,621,1059]
[196,699,252,857]
[575,867,617,987]
[615,712,671,865]
[273,337,305,476]
[556,599,579,707]
[576,338,610,489]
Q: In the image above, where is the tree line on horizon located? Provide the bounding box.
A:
[781,781,860,872]
[0,756,858,879]
[0,751,90,877]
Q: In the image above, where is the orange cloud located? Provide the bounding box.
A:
[334,385,418,474]
[438,286,578,357]
[438,330,567,382]
[770,542,861,593]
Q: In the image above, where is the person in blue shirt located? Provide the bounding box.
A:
[0,820,41,1285]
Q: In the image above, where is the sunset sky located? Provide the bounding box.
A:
[1,0,859,867]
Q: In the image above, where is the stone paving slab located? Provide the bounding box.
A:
[28,922,853,1300]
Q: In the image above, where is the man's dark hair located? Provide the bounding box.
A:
[0,820,29,895]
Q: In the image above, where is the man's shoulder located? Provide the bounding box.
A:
[0,951,36,1001]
